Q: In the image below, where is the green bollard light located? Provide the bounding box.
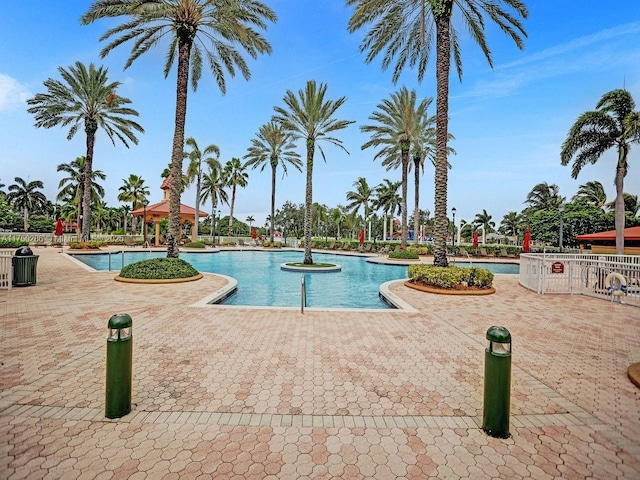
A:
[482,326,512,438]
[105,314,133,419]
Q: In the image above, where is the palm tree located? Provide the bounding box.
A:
[243,120,302,242]
[346,177,373,238]
[6,177,47,232]
[27,61,143,241]
[606,193,640,216]
[373,179,402,241]
[330,207,344,240]
[117,174,149,235]
[222,158,248,238]
[361,87,428,249]
[56,156,106,235]
[561,89,640,254]
[473,209,495,235]
[572,181,607,208]
[347,0,528,266]
[185,137,220,239]
[273,80,354,264]
[524,182,564,213]
[246,216,255,229]
[499,211,521,237]
[82,1,276,257]
[201,162,229,245]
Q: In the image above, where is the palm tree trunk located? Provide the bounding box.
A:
[270,163,277,243]
[433,9,452,267]
[131,201,137,235]
[382,212,387,241]
[304,141,314,264]
[167,39,191,258]
[82,128,96,242]
[400,150,408,250]
[194,171,201,240]
[615,148,626,254]
[413,157,421,246]
[229,185,237,239]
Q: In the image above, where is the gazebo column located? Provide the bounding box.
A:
[155,222,160,247]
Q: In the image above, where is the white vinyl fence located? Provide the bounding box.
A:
[519,253,640,307]
[0,251,12,290]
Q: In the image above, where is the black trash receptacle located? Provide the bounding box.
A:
[13,247,39,287]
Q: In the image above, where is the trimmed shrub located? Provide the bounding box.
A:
[0,238,29,248]
[408,264,494,289]
[119,258,199,279]
[184,241,206,249]
[389,249,419,260]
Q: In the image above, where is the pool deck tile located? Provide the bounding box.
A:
[1,246,639,479]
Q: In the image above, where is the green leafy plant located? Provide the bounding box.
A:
[0,238,29,248]
[408,264,494,289]
[389,249,419,260]
[68,240,104,249]
[184,241,206,248]
[119,258,199,279]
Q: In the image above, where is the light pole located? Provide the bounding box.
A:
[559,203,565,252]
[452,207,456,255]
[142,199,149,247]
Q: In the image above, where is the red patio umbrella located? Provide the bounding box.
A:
[54,219,63,236]
[523,227,531,253]
[473,230,479,249]
[359,228,365,245]
[251,227,257,240]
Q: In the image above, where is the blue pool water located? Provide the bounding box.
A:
[71,251,518,309]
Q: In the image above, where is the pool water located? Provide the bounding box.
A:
[72,251,518,309]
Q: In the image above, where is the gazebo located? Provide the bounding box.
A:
[576,226,640,255]
[132,177,208,247]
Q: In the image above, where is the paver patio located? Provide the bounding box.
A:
[1,247,639,479]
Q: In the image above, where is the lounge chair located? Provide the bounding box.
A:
[499,248,516,258]
[238,239,246,247]
[479,247,494,257]
[124,236,135,247]
[459,247,470,258]
[362,243,372,253]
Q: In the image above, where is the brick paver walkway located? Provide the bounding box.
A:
[1,247,639,479]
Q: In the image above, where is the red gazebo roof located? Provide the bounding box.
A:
[576,226,640,242]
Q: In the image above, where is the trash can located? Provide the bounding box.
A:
[12,246,39,287]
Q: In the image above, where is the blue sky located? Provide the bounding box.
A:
[1,1,639,230]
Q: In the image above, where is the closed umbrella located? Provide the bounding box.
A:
[523,227,531,253]
[251,227,257,240]
[55,219,63,236]
[473,230,479,249]
[359,229,365,245]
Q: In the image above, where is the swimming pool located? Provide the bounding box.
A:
[71,251,518,309]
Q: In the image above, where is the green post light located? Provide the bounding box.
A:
[105,314,133,419]
[482,326,512,438]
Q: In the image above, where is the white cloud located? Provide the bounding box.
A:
[0,74,31,112]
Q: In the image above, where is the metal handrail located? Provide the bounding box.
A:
[301,275,307,314]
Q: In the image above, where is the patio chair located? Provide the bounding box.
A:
[124,236,135,247]
[238,239,246,247]
[499,248,516,258]
[479,247,494,257]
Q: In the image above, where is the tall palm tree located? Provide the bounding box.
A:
[117,174,149,235]
[373,179,402,241]
[243,120,302,242]
[330,207,344,240]
[56,156,106,235]
[185,137,220,239]
[606,193,640,216]
[499,211,521,237]
[572,180,607,208]
[561,89,640,254]
[222,158,248,238]
[273,80,354,264]
[473,209,495,234]
[27,61,143,241]
[6,177,47,232]
[347,0,528,266]
[200,161,229,245]
[82,0,276,257]
[524,182,564,213]
[346,177,373,238]
[361,87,428,249]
